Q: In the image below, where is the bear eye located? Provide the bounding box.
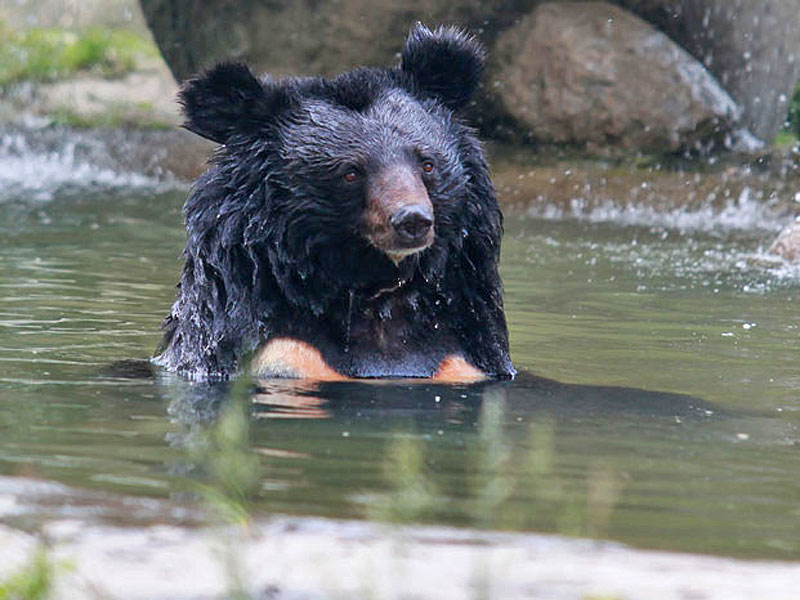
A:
[421,160,435,174]
[343,169,360,184]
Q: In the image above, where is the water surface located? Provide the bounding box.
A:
[1,151,799,560]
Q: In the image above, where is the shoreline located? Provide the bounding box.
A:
[2,477,798,600]
[3,510,799,599]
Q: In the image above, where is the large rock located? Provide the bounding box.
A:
[619,0,800,143]
[138,0,528,82]
[768,218,800,263]
[140,0,800,150]
[488,2,745,152]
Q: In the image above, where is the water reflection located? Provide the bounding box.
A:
[160,372,766,558]
[248,372,716,422]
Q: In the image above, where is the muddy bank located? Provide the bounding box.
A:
[492,152,800,222]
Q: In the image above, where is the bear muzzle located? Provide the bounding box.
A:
[390,204,433,245]
[362,165,434,264]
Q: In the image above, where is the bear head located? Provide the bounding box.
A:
[159,24,511,380]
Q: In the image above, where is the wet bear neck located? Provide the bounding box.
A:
[272,282,460,378]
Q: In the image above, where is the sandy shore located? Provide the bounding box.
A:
[1,478,798,600]
[3,515,800,600]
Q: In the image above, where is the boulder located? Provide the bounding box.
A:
[619,0,800,143]
[488,1,747,152]
[138,0,528,82]
[140,0,800,150]
[768,218,800,262]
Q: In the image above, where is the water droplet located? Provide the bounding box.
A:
[343,289,355,354]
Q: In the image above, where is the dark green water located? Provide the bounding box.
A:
[1,170,799,560]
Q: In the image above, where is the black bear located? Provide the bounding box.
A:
[155,24,515,382]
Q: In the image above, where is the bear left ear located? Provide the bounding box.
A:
[179,62,287,144]
[401,23,485,111]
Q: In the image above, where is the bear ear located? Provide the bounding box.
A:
[179,62,286,144]
[401,23,485,111]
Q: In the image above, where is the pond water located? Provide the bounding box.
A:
[1,149,799,562]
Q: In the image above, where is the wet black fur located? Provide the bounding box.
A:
[155,24,514,381]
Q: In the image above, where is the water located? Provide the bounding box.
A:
[1,150,799,562]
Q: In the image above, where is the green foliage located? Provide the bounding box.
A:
[782,80,800,145]
[194,399,262,527]
[188,393,263,600]
[788,82,800,133]
[0,547,54,600]
[366,435,439,524]
[367,388,623,538]
[467,393,515,529]
[48,105,171,130]
[773,129,797,150]
[0,21,158,87]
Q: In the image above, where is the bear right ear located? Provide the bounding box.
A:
[179,62,285,144]
[401,23,485,111]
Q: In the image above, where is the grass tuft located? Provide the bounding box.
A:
[0,21,158,87]
[0,546,55,600]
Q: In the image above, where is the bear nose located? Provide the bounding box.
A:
[390,205,433,246]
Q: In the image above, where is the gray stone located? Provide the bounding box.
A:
[488,2,747,152]
[619,0,800,144]
[139,0,800,152]
[138,0,531,82]
[768,217,800,262]
[139,0,800,149]
[0,0,146,30]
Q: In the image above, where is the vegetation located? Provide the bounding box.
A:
[0,546,55,600]
[363,392,624,600]
[366,435,439,524]
[48,103,170,130]
[0,21,158,87]
[189,392,263,600]
[194,397,262,528]
[782,80,800,146]
[367,390,623,537]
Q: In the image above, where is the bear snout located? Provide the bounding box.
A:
[363,165,434,263]
[390,205,433,247]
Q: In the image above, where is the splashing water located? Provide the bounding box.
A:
[529,186,788,234]
[0,130,182,202]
